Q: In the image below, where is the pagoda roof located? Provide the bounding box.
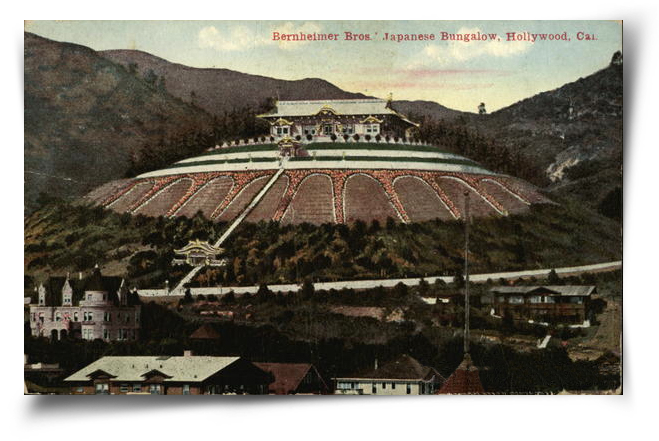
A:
[174,239,223,255]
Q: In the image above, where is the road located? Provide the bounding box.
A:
[139,260,621,298]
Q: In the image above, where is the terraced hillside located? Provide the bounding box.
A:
[84,141,551,224]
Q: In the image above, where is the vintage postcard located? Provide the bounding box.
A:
[24,20,622,395]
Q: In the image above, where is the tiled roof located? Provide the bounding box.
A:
[253,362,323,394]
[260,99,399,118]
[258,99,418,126]
[438,354,485,395]
[489,285,596,297]
[64,356,240,383]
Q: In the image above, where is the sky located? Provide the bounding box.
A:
[24,20,622,112]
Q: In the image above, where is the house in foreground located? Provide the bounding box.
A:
[64,351,272,395]
[254,362,328,395]
[485,285,595,326]
[333,354,445,395]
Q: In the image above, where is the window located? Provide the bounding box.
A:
[183,384,190,395]
[73,312,78,322]
[149,384,161,395]
[509,296,524,304]
[406,384,411,395]
[76,387,84,393]
[120,384,129,393]
[135,312,140,323]
[31,313,36,322]
[87,294,92,300]
[103,329,109,340]
[133,384,142,393]
[95,383,109,395]
[104,312,111,322]
[323,125,333,135]
[382,382,386,389]
[392,382,396,390]
[371,383,376,394]
[55,312,62,322]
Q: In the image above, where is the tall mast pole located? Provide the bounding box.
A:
[464,191,470,355]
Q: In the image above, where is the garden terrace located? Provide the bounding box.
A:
[84,140,552,225]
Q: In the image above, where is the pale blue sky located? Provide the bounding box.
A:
[24,20,622,112]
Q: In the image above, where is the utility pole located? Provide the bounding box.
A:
[464,191,470,355]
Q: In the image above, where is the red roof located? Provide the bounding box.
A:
[253,362,326,395]
[438,354,485,395]
[189,324,221,340]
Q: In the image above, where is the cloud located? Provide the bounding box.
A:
[198,22,323,52]
[198,25,254,51]
[418,27,532,65]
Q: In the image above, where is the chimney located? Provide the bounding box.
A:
[184,350,194,357]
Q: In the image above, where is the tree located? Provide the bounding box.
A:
[547,269,561,284]
[301,278,315,300]
[181,288,193,305]
[478,102,487,114]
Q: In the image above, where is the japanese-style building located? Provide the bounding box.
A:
[257,98,419,141]
[485,285,595,326]
[173,239,226,267]
[28,267,141,342]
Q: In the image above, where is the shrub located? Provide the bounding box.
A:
[343,134,349,141]
[295,135,301,141]
[353,134,360,141]
[375,134,381,142]
[330,134,337,142]
[270,136,275,142]
[365,134,371,141]
[306,134,313,141]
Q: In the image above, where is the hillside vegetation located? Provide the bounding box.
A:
[24,196,621,288]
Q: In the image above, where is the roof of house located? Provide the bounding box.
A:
[337,354,445,382]
[489,285,596,297]
[254,362,324,394]
[258,99,418,126]
[64,356,240,383]
[438,354,485,395]
[35,268,133,307]
[189,324,221,340]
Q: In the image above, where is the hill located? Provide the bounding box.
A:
[100,49,369,115]
[471,62,623,212]
[24,32,215,213]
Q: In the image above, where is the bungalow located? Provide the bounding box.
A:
[254,362,328,395]
[257,98,418,141]
[333,354,445,395]
[64,351,272,395]
[485,285,595,325]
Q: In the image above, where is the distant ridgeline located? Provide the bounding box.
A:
[84,99,552,225]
